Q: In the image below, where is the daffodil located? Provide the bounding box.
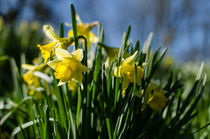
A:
[147,91,166,111]
[100,44,119,68]
[113,51,144,96]
[68,80,77,92]
[99,43,130,68]
[38,25,74,63]
[22,63,47,87]
[68,16,98,50]
[22,63,47,99]
[139,81,166,111]
[29,90,43,99]
[48,48,89,87]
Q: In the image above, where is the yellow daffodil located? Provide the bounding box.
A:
[68,80,77,92]
[163,56,174,67]
[113,51,144,96]
[99,43,130,68]
[48,48,89,86]
[148,91,166,111]
[38,25,74,63]
[100,44,119,68]
[139,81,166,111]
[22,63,47,87]
[68,16,99,50]
[29,90,43,99]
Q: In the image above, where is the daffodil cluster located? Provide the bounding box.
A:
[22,16,98,94]
[21,14,166,112]
[112,51,144,96]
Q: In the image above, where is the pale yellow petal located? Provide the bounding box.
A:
[123,51,138,65]
[79,63,90,72]
[37,43,54,63]
[113,66,122,77]
[58,81,66,86]
[55,48,71,60]
[89,32,98,43]
[21,64,36,70]
[47,60,62,70]
[71,49,83,61]
[105,58,110,69]
[76,15,83,24]
[43,25,59,40]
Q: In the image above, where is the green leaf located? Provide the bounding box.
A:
[142,32,153,54]
[0,97,33,126]
[70,3,78,49]
[117,26,131,65]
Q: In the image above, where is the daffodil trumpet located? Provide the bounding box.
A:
[139,81,166,111]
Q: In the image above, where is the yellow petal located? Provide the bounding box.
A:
[76,15,83,24]
[123,51,138,65]
[136,66,144,85]
[113,66,122,77]
[89,32,98,43]
[105,58,110,69]
[68,80,77,92]
[79,63,90,72]
[73,71,83,83]
[47,60,62,70]
[22,64,36,70]
[71,49,83,61]
[43,25,59,40]
[148,92,166,111]
[68,30,74,38]
[37,43,54,63]
[55,48,71,60]
[122,77,130,90]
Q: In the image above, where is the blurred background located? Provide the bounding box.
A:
[1,0,210,61]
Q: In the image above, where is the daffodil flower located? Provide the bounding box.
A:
[37,25,74,63]
[29,90,43,99]
[48,48,89,87]
[100,44,119,68]
[68,16,98,50]
[99,43,130,68]
[147,91,166,111]
[113,51,144,96]
[138,81,166,111]
[22,63,48,99]
[68,80,77,92]
[22,63,47,87]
